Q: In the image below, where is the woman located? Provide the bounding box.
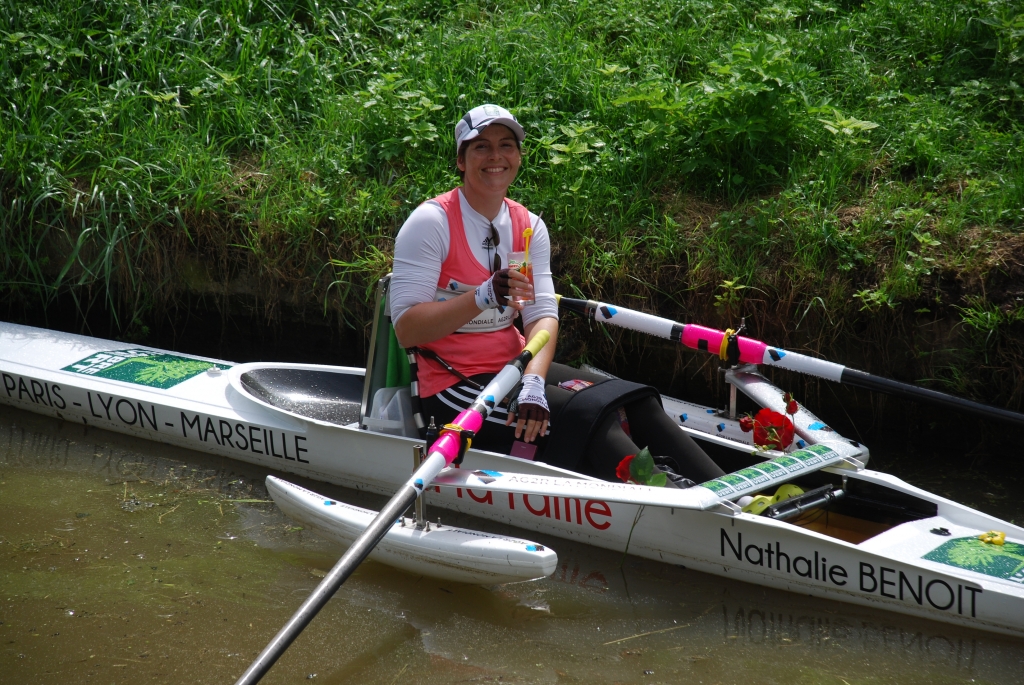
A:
[391,105,723,485]
[391,104,556,454]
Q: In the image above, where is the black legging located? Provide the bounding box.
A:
[542,364,725,483]
[419,363,725,483]
[582,396,725,483]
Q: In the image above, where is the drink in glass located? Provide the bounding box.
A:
[506,251,535,305]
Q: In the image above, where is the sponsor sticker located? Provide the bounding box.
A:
[753,460,784,476]
[699,446,840,500]
[702,479,735,495]
[923,537,1024,584]
[62,349,230,389]
[736,467,772,486]
[792,450,824,467]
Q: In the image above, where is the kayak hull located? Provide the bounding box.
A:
[2,322,1023,638]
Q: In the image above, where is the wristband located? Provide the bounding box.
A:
[474,270,511,311]
[517,374,549,413]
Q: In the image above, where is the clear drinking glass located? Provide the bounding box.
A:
[506,251,535,305]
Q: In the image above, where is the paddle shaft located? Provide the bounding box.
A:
[235,330,551,684]
[839,368,1024,426]
[560,297,1024,427]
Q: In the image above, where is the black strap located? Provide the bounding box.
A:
[406,349,427,438]
[411,347,484,391]
[542,378,662,471]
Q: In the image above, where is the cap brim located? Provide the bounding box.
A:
[486,117,526,142]
[459,117,526,147]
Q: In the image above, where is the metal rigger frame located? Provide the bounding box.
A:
[411,445,429,530]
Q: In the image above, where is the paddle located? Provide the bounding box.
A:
[234,331,551,685]
[559,296,1024,427]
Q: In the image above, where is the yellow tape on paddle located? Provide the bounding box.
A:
[719,328,735,361]
[524,330,551,359]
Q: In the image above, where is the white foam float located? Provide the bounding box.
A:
[265,475,557,585]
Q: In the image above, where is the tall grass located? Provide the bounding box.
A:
[1,0,1022,403]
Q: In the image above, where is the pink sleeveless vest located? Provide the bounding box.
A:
[416,188,530,397]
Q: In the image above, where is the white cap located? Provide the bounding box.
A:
[455,104,525,151]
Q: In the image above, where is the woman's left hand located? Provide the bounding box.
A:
[506,373,549,443]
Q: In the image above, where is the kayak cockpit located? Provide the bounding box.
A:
[231,363,365,427]
[761,470,940,544]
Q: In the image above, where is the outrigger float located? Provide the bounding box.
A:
[2,278,1024,639]
[266,475,558,585]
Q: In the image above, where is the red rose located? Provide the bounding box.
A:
[786,399,798,415]
[752,408,794,450]
[739,416,755,432]
[616,454,635,483]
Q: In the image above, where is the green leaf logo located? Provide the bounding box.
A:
[63,349,230,389]
[923,537,1024,582]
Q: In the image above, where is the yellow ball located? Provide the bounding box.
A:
[772,484,805,503]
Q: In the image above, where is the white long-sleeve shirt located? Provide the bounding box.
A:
[390,189,558,326]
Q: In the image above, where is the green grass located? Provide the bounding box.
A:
[1,0,1023,405]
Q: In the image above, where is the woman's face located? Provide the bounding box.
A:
[458,124,521,196]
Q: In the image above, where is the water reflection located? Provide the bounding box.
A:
[2,406,1022,684]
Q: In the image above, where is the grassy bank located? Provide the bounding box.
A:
[2,0,1023,409]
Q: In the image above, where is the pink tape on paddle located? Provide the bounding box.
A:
[735,336,767,364]
[681,325,723,354]
[453,409,484,433]
[681,325,767,365]
[431,433,462,466]
[431,409,485,466]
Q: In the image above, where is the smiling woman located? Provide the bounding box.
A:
[390,104,560,451]
[387,106,724,487]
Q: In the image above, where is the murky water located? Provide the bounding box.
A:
[2,406,1023,685]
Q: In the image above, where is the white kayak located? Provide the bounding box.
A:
[265,475,557,584]
[3,297,1024,638]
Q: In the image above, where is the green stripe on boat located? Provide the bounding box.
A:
[699,445,839,498]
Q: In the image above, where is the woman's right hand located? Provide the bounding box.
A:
[475,268,532,311]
